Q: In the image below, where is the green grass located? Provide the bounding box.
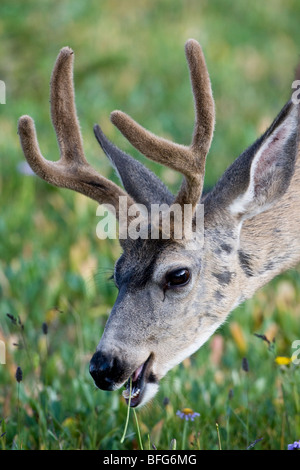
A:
[0,0,300,450]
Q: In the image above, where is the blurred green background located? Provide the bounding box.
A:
[0,0,300,450]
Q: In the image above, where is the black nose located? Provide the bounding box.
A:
[89,350,125,391]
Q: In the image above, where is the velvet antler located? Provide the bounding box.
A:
[110,39,215,213]
[18,47,135,220]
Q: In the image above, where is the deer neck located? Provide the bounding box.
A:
[238,156,300,300]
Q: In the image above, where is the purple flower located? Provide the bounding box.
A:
[176,408,200,421]
[288,440,300,450]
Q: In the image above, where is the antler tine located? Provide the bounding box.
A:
[49,47,86,164]
[110,39,215,210]
[18,47,134,219]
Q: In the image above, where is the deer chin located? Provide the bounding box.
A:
[122,354,158,408]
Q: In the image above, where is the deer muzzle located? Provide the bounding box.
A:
[89,350,158,407]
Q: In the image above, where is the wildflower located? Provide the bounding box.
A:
[275,356,292,365]
[6,313,17,325]
[288,440,300,450]
[242,357,249,372]
[254,333,271,346]
[176,408,200,421]
[6,314,24,330]
[169,438,176,450]
[254,332,276,352]
[15,366,23,383]
[163,397,170,406]
[247,437,263,450]
[0,420,5,439]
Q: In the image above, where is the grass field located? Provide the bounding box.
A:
[0,0,300,450]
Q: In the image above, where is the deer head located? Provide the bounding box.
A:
[18,41,299,408]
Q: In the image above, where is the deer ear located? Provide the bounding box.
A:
[93,124,174,208]
[206,101,299,223]
[230,101,299,220]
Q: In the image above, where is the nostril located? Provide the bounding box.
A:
[89,361,98,376]
[89,350,118,391]
[90,350,111,372]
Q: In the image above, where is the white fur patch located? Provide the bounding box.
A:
[138,382,160,408]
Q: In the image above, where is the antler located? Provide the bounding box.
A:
[18,47,135,220]
[110,39,215,212]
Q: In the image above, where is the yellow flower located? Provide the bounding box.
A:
[62,416,79,436]
[275,356,292,365]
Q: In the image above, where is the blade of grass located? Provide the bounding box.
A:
[120,378,132,444]
[216,422,222,450]
[133,409,143,450]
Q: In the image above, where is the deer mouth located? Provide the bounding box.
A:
[122,354,156,407]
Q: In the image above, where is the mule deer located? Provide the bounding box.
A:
[18,40,299,408]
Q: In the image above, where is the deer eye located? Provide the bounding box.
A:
[165,268,190,289]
